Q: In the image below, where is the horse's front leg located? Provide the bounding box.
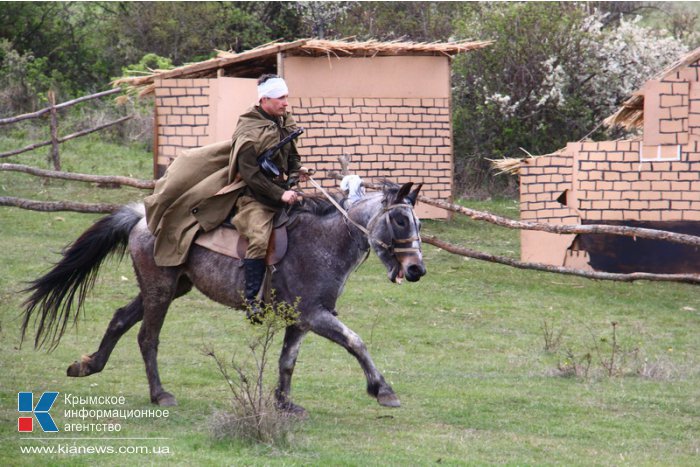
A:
[308,310,400,408]
[275,324,308,416]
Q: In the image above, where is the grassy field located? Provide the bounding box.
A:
[1,137,699,465]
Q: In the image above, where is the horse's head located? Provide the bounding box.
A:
[367,182,427,283]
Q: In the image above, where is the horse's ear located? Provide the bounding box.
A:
[393,182,413,205]
[406,183,422,206]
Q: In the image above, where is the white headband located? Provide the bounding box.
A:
[257,78,288,100]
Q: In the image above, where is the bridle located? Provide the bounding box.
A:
[365,203,422,255]
[307,177,422,256]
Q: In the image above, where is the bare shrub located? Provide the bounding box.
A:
[553,348,592,378]
[206,297,300,445]
[541,319,565,353]
[546,320,661,380]
[637,357,677,381]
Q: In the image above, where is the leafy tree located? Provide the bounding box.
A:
[338,1,456,42]
[0,2,112,105]
[0,39,51,114]
[450,2,687,197]
[97,2,304,64]
[295,1,350,39]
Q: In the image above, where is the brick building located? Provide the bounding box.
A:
[116,39,491,218]
[520,47,700,273]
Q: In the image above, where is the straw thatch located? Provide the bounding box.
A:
[604,46,700,130]
[489,148,567,176]
[113,38,492,98]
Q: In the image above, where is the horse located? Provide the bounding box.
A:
[21,181,426,416]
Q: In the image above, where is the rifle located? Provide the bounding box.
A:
[257,127,305,178]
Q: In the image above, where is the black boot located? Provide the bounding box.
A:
[243,258,266,323]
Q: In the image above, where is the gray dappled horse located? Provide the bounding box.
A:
[21,182,426,415]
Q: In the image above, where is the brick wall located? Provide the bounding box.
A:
[154,79,211,171]
[523,60,700,226]
[520,139,700,224]
[690,60,700,139]
[153,83,453,203]
[644,59,699,146]
[289,97,452,200]
[152,79,453,214]
[519,152,577,223]
[576,140,700,222]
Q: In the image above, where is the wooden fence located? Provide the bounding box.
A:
[0,88,132,170]
[2,112,700,286]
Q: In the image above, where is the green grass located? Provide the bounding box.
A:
[1,138,699,465]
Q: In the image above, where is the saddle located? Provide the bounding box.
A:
[193,212,288,266]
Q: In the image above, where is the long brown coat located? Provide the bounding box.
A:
[144,107,299,266]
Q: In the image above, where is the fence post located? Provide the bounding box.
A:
[48,90,61,171]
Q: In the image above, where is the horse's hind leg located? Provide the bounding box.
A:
[66,278,193,379]
[308,310,400,408]
[67,295,144,377]
[137,272,186,407]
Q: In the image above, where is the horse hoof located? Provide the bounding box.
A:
[67,355,92,377]
[377,391,401,408]
[277,401,309,419]
[154,392,178,407]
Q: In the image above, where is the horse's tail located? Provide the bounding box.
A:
[21,203,146,350]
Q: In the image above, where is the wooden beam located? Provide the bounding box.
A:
[0,116,132,159]
[0,89,122,125]
[326,171,700,248]
[423,235,700,285]
[0,163,154,189]
[0,196,119,213]
[152,40,308,81]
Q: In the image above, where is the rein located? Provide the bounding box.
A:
[306,176,421,254]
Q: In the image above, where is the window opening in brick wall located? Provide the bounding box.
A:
[639,144,681,162]
[556,189,568,206]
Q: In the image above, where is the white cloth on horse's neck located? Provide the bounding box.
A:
[340,175,365,205]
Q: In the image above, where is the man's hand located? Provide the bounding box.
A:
[281,190,301,205]
[299,166,315,182]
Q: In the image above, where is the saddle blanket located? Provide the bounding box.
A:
[194,224,287,265]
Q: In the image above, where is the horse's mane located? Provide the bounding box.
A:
[377,179,401,196]
[288,191,346,221]
[287,180,401,224]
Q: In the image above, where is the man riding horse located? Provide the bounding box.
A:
[144,74,309,319]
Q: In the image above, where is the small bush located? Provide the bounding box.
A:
[541,319,565,353]
[543,320,666,380]
[206,297,300,445]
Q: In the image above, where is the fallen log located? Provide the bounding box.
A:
[423,235,700,285]
[0,197,119,213]
[0,163,155,190]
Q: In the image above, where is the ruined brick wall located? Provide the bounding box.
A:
[518,151,577,223]
[576,139,700,222]
[154,79,211,175]
[522,59,700,226]
[289,96,452,201]
[688,60,700,139]
[644,59,699,147]
[520,139,700,224]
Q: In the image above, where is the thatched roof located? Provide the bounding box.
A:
[604,46,700,130]
[114,38,493,98]
[489,148,567,176]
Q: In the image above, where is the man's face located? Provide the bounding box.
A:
[260,95,289,117]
